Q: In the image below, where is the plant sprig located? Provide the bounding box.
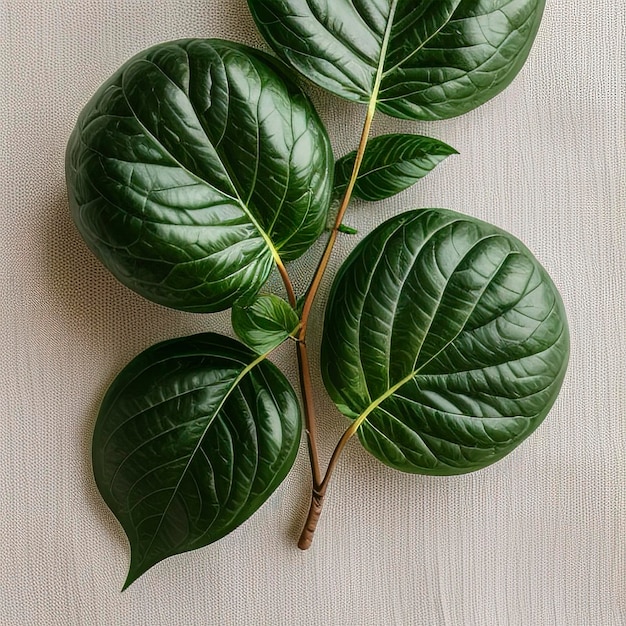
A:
[66,0,569,589]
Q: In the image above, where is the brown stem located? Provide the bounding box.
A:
[296,339,322,489]
[297,422,358,549]
[276,259,297,308]
[295,1,403,545]
[298,98,377,341]
[298,489,326,550]
[294,101,378,549]
[320,422,357,492]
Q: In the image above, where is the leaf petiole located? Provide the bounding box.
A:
[276,257,297,308]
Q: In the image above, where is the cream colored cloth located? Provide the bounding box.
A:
[1,1,624,624]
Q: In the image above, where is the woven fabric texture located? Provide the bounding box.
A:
[1,1,624,624]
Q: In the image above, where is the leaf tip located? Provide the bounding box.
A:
[121,550,151,591]
[121,572,137,592]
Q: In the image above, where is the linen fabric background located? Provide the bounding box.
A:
[1,1,624,624]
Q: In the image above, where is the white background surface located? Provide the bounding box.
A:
[1,1,624,624]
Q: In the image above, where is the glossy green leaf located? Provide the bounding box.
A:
[334,133,457,201]
[92,333,301,588]
[67,39,333,312]
[248,0,546,120]
[232,294,300,354]
[322,208,569,474]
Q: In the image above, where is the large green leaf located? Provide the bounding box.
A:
[334,133,457,201]
[67,39,333,312]
[92,333,301,588]
[248,0,546,120]
[321,208,569,474]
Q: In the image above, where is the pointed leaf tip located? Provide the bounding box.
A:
[334,133,457,202]
[92,332,301,587]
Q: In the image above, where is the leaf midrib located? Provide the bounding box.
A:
[357,155,439,180]
[128,349,271,573]
[353,324,564,441]
[380,3,460,79]
[371,0,399,102]
[352,243,527,433]
[120,61,283,268]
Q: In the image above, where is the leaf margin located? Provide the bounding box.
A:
[91,332,302,589]
[321,207,570,475]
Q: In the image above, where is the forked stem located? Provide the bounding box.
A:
[284,6,393,540]
[296,421,360,549]
[296,98,378,549]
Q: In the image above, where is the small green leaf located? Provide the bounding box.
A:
[334,133,457,202]
[232,294,300,354]
[248,0,546,120]
[92,333,301,589]
[322,208,569,475]
[67,39,333,313]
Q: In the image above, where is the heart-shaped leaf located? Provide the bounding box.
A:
[334,133,457,201]
[67,39,333,312]
[92,333,301,589]
[232,294,300,354]
[248,0,546,120]
[322,208,569,474]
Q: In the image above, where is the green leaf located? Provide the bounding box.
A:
[334,133,457,201]
[66,39,333,312]
[92,333,301,589]
[248,0,546,120]
[321,208,569,474]
[232,294,300,354]
[338,224,358,235]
